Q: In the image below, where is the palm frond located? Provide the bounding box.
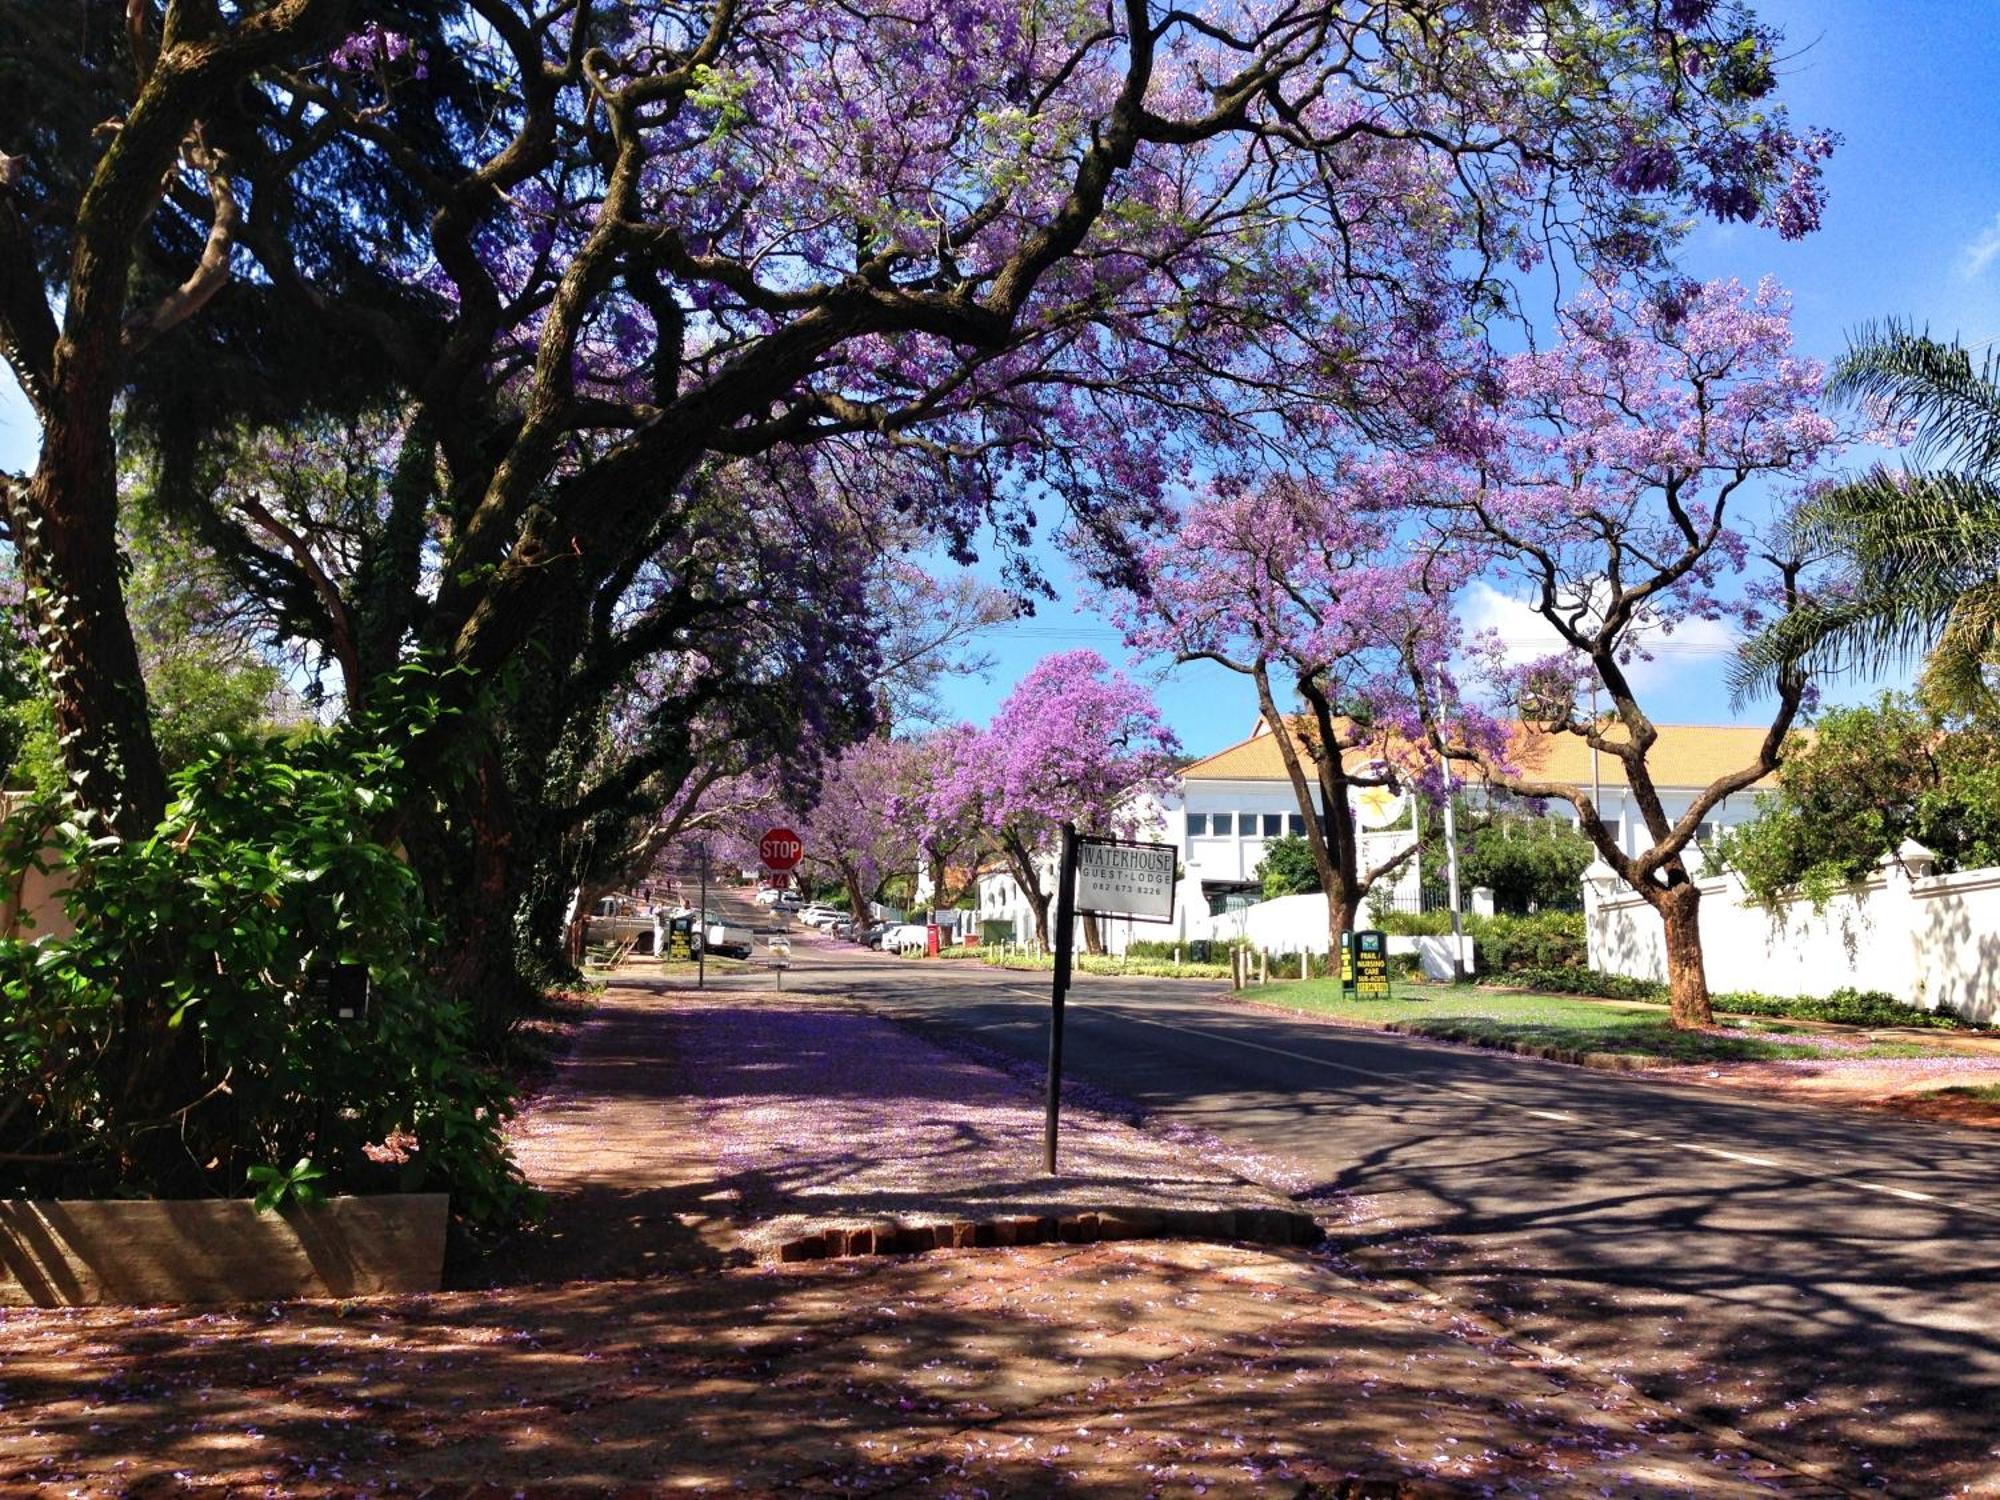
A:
[1830,322,2000,474]
[1793,468,2000,582]
[1927,578,2000,715]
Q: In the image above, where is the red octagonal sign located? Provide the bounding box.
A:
[759,827,804,873]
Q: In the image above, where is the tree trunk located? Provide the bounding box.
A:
[432,748,534,1048]
[1081,911,1104,955]
[1323,888,1360,956]
[1659,881,1712,1027]
[13,443,167,837]
[1028,889,1051,953]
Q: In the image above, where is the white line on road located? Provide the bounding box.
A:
[992,982,2000,1223]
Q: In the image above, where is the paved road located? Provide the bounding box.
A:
[735,933,2000,1493]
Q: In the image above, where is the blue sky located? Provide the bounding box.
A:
[3,2,1994,758]
[931,1,2000,756]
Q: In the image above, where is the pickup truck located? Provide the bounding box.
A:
[669,907,753,959]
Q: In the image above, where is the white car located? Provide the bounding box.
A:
[753,888,786,906]
[799,906,847,928]
[880,922,933,954]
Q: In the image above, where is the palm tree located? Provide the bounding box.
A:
[1735,323,2000,710]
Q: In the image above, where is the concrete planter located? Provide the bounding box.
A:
[0,1193,449,1307]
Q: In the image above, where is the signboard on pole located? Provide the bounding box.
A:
[1353,929,1392,999]
[1072,836,1176,923]
[759,827,804,873]
[665,914,695,962]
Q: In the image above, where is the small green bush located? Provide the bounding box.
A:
[1479,966,1667,1001]
[0,670,526,1224]
[1475,966,1980,1030]
[1708,987,1972,1030]
[1378,911,1454,936]
[1465,912,1587,972]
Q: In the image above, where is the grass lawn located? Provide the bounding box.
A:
[1239,979,1949,1065]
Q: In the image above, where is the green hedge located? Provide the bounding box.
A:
[1708,986,1973,1030]
[1467,912,1586,972]
[1477,966,1980,1030]
[1479,966,1664,1001]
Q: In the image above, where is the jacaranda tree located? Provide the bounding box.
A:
[1410,278,1856,1027]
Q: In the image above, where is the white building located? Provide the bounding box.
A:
[973,718,1785,954]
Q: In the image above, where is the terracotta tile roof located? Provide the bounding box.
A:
[1184,719,1796,793]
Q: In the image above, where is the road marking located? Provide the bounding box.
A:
[989,981,2000,1223]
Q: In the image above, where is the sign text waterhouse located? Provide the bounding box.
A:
[1073,836,1176,923]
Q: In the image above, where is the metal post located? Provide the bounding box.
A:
[1590,685,1603,832]
[698,844,708,990]
[1043,821,1078,1176]
[1436,670,1466,983]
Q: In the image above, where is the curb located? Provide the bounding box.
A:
[774,1204,1322,1263]
[1377,1021,1657,1072]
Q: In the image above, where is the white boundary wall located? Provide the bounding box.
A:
[1583,856,2000,1025]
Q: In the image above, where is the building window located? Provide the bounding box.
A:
[1211,812,1232,836]
[1288,814,1306,836]
[1262,813,1283,837]
[1238,812,1257,836]
[1187,813,1208,836]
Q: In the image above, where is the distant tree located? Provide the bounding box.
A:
[1459,804,1596,913]
[1414,279,1856,1027]
[792,738,922,924]
[947,652,1178,953]
[1122,475,1486,948]
[1253,834,1323,902]
[1717,695,2000,905]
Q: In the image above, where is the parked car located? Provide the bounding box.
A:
[752,887,787,907]
[799,906,847,928]
[880,922,932,954]
[857,923,890,949]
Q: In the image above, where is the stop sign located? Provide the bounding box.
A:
[759,827,803,872]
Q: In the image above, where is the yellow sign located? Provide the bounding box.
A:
[1353,783,1408,830]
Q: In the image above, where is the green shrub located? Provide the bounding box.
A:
[1479,966,1667,1001]
[1378,911,1454,936]
[1125,936,1256,960]
[1465,912,1587,972]
[0,673,526,1224]
[1709,987,1972,1030]
[1474,966,1979,1030]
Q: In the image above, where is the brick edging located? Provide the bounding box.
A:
[774,1205,1322,1263]
[1378,1021,1657,1072]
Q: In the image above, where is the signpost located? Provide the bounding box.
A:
[759,827,803,873]
[1044,828,1177,1174]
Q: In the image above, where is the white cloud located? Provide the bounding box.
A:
[1457,582,1738,696]
[1960,212,2000,279]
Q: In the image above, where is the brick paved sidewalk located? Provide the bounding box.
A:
[0,980,1858,1495]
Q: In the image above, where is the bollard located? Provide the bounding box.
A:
[1299,951,1308,981]
[1258,949,1268,985]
